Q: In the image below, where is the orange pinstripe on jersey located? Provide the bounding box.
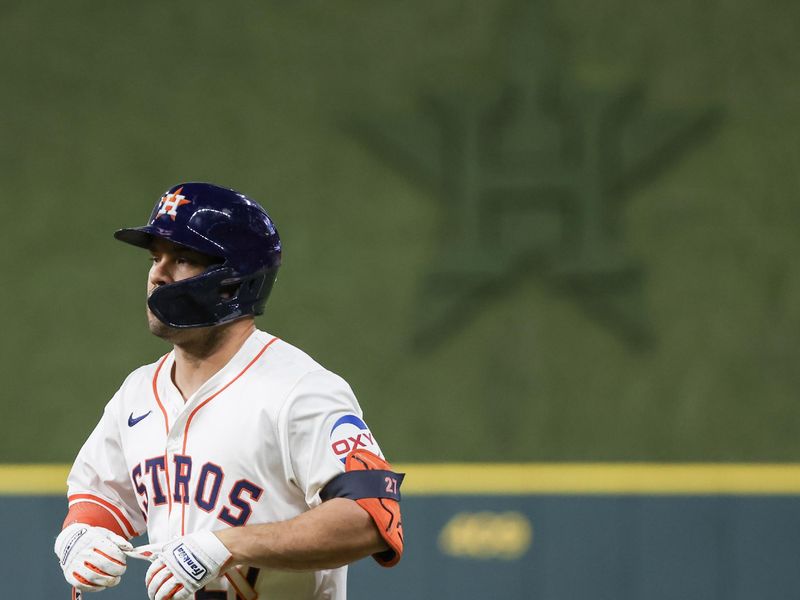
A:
[151,353,173,516]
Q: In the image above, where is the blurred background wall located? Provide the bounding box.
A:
[2,0,800,463]
[2,0,800,597]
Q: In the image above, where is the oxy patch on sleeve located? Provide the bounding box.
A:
[329,414,382,464]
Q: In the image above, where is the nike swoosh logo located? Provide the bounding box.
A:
[128,411,152,427]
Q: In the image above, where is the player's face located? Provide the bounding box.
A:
[146,238,221,339]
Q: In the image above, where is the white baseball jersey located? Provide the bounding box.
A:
[67,329,384,600]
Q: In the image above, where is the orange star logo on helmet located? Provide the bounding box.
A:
[155,187,191,221]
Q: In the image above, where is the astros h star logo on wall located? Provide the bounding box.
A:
[155,186,191,221]
[347,1,720,351]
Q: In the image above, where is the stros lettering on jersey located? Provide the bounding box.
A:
[66,329,383,599]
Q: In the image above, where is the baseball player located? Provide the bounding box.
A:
[54,183,404,600]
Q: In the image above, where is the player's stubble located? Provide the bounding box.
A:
[146,304,230,358]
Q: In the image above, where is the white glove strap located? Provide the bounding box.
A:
[147,531,233,599]
[165,531,231,585]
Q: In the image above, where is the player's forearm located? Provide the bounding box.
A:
[215,498,387,570]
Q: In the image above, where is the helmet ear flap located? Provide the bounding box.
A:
[148,266,280,328]
[220,274,262,300]
[219,281,242,300]
[231,268,278,317]
[148,268,235,328]
[245,278,261,295]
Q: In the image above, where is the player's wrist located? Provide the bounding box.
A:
[193,530,233,567]
[212,528,237,565]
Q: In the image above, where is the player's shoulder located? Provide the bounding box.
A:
[255,330,354,393]
[254,330,329,376]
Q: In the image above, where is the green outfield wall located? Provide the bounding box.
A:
[8,464,800,599]
[2,1,800,466]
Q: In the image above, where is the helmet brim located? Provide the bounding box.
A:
[114,226,157,249]
[114,225,226,260]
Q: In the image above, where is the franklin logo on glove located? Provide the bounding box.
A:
[173,544,208,581]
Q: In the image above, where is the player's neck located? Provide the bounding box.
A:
[170,319,256,401]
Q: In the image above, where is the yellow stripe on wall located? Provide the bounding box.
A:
[395,463,800,495]
[3,463,800,496]
[0,465,69,495]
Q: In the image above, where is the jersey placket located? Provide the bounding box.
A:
[158,357,225,539]
[153,336,278,539]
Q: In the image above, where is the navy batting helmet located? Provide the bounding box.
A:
[114,182,282,328]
